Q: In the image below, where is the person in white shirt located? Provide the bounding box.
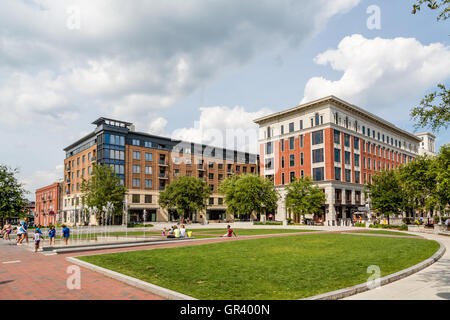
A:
[34,230,44,252]
[179,225,187,238]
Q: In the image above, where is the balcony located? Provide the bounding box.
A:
[158,160,169,166]
[66,166,71,171]
[158,173,169,179]
[91,156,96,162]
[198,164,206,171]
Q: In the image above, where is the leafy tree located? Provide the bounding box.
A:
[81,163,127,224]
[397,155,436,219]
[218,174,278,220]
[0,165,28,225]
[410,84,450,132]
[364,170,405,224]
[158,176,211,220]
[430,143,450,216]
[285,177,326,223]
[411,0,450,21]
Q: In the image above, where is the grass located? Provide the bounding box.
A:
[347,230,419,237]
[78,233,439,300]
[193,229,317,236]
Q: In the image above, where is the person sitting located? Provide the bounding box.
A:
[179,225,187,238]
[220,225,237,238]
[167,226,176,238]
[174,226,181,238]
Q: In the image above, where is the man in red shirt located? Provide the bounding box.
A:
[220,225,237,238]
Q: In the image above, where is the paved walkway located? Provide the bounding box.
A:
[344,232,450,300]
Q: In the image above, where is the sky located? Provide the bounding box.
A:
[0,0,449,200]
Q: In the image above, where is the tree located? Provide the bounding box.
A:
[429,143,450,216]
[364,170,405,224]
[218,174,278,220]
[0,165,28,226]
[410,84,450,132]
[397,155,436,219]
[285,177,326,223]
[411,0,450,21]
[158,176,211,220]
[81,163,127,225]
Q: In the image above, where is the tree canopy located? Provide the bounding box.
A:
[218,174,278,218]
[411,0,450,21]
[0,165,28,225]
[80,163,127,222]
[158,176,211,218]
[285,177,326,220]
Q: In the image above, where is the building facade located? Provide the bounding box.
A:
[415,132,437,156]
[35,182,63,226]
[254,96,431,224]
[62,118,258,226]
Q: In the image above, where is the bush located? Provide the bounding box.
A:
[127,223,154,228]
[253,221,283,226]
[354,223,366,227]
[403,218,413,225]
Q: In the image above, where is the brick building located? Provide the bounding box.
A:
[254,96,432,224]
[35,182,63,226]
[62,118,258,226]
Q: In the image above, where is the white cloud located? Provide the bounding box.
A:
[302,34,450,112]
[0,0,361,127]
[148,117,168,135]
[172,106,272,154]
[20,165,64,200]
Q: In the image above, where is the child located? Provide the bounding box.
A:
[179,225,186,238]
[162,228,167,237]
[61,225,70,245]
[34,230,43,252]
[48,226,56,246]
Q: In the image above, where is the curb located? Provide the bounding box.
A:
[301,240,446,300]
[66,257,197,300]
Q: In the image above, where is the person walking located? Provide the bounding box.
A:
[2,221,12,241]
[61,225,70,245]
[16,222,25,245]
[48,226,56,246]
[21,220,29,245]
[34,229,44,252]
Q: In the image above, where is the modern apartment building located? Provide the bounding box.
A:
[35,182,63,226]
[62,118,258,226]
[254,96,432,224]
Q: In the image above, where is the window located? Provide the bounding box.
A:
[362,126,365,135]
[335,167,341,181]
[133,165,140,174]
[334,130,340,144]
[218,163,223,170]
[289,122,294,133]
[368,158,371,169]
[132,194,140,203]
[320,115,323,124]
[315,113,320,126]
[373,159,376,170]
[289,137,295,150]
[313,167,324,181]
[132,178,140,188]
[218,198,223,205]
[281,173,285,185]
[145,180,152,188]
[209,198,214,205]
[345,169,351,182]
[266,142,273,154]
[209,185,214,192]
[82,155,85,163]
[299,120,303,130]
[312,149,324,163]
[132,139,140,146]
[88,166,92,175]
[345,151,351,165]
[289,154,295,167]
[144,141,152,148]
[354,154,360,167]
[312,130,323,145]
[290,172,296,183]
[267,126,271,138]
[355,171,360,184]
[354,137,359,150]
[300,152,304,166]
[367,128,371,137]
[377,132,380,140]
[145,195,152,203]
[281,139,285,152]
[209,173,214,180]
[301,170,304,178]
[133,151,141,160]
[300,135,304,148]
[281,125,284,135]
[281,156,285,169]
[77,157,80,166]
[82,168,85,177]
[334,148,341,162]
[344,133,350,147]
[265,158,274,170]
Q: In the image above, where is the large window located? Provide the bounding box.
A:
[345,169,351,182]
[132,194,140,203]
[299,120,303,130]
[290,172,296,183]
[132,178,140,188]
[145,180,152,188]
[355,171,360,184]
[354,154,360,167]
[289,154,295,167]
[289,137,295,150]
[281,139,285,152]
[335,167,341,181]
[315,113,320,126]
[345,151,351,165]
[281,156,285,169]
[334,130,340,144]
[334,148,341,163]
[312,130,323,145]
[354,137,359,150]
[266,142,273,154]
[289,122,294,133]
[312,148,324,163]
[300,135,304,148]
[133,151,141,160]
[344,133,350,147]
[300,152,304,166]
[313,167,324,181]
[145,153,153,161]
[132,139,140,146]
[133,165,140,174]
[145,166,152,175]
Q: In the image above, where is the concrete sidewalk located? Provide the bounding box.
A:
[344,233,450,300]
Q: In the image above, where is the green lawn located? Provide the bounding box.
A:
[192,229,317,236]
[78,233,439,300]
[347,230,419,237]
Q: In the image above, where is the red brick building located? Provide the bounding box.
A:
[35,182,63,226]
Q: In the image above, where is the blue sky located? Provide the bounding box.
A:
[0,0,448,199]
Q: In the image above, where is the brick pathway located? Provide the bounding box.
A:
[0,229,374,300]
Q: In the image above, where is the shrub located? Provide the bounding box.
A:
[253,221,283,226]
[354,223,366,227]
[403,218,413,225]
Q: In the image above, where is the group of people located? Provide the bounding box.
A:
[1,220,72,252]
[163,225,189,238]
